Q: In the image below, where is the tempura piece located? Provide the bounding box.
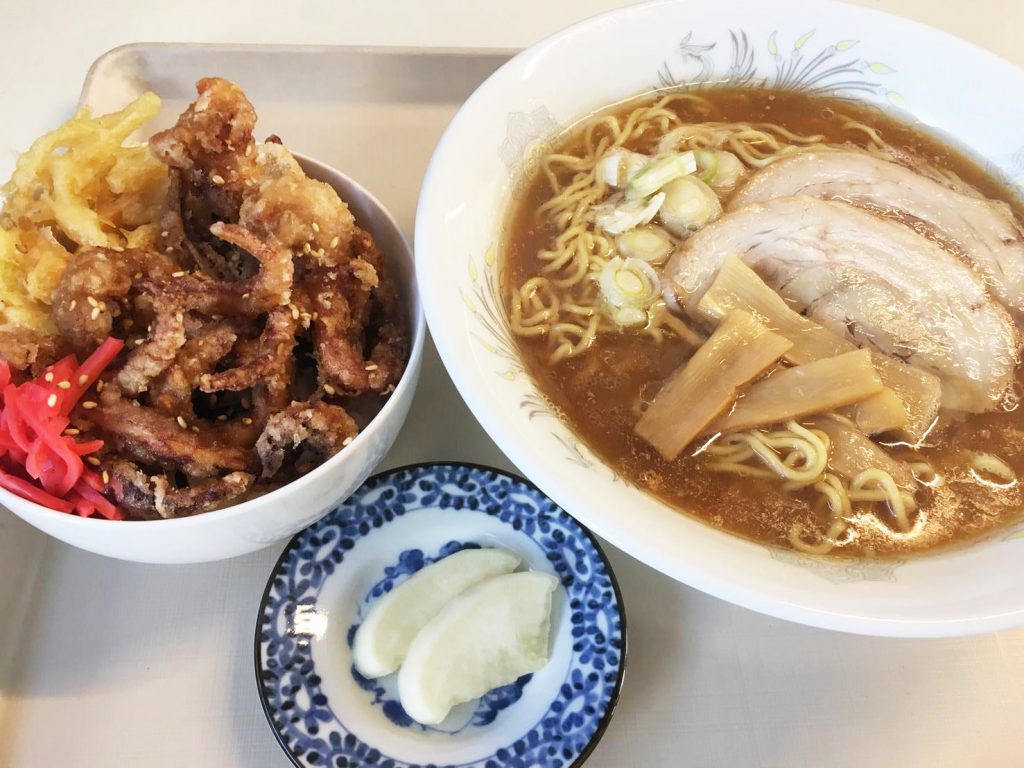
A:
[239,143,357,268]
[635,310,792,459]
[51,246,178,355]
[256,402,359,478]
[149,78,257,224]
[2,92,164,248]
[0,92,166,356]
[711,349,884,434]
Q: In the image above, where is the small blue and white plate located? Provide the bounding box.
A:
[255,462,626,768]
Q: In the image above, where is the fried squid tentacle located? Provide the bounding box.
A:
[255,402,358,478]
[108,460,254,520]
[52,247,177,354]
[162,223,293,316]
[199,305,297,393]
[149,77,258,222]
[149,321,240,417]
[115,284,187,395]
[90,387,252,477]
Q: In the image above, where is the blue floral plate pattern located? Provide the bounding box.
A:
[255,462,626,768]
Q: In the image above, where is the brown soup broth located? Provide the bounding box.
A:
[502,86,1024,557]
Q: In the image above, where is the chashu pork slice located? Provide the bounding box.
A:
[667,196,1019,413]
[729,149,1024,314]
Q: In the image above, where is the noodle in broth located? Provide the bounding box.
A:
[503,86,1024,557]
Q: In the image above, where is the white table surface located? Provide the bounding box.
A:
[2,1,1024,766]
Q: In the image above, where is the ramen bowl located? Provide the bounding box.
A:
[415,0,1024,636]
[1,155,425,564]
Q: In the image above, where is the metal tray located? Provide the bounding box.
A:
[2,42,1023,768]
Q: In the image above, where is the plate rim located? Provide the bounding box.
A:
[253,460,628,768]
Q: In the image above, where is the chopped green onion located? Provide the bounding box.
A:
[599,256,661,319]
[709,150,745,191]
[596,149,651,188]
[594,192,665,235]
[609,306,649,328]
[615,226,674,265]
[694,150,719,184]
[625,151,696,199]
[658,176,722,236]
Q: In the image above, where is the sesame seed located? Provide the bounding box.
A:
[68,300,77,311]
[317,248,326,258]
[242,417,253,425]
[64,428,80,436]
[95,380,104,392]
[46,393,57,407]
[290,304,299,320]
[165,247,175,254]
[102,470,110,484]
[311,222,320,233]
[323,384,336,395]
[44,372,54,383]
[82,401,98,409]
[90,307,101,320]
[191,426,199,433]
[172,271,185,278]
[87,296,98,308]
[57,380,71,390]
[176,416,188,429]
[365,363,378,371]
[216,414,227,422]
[78,374,88,385]
[160,230,169,238]
[110,245,124,253]
[330,236,339,249]
[342,436,354,446]
[241,292,250,300]
[135,338,144,346]
[211,174,225,185]
[87,457,101,466]
[302,242,312,254]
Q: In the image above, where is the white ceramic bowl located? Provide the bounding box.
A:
[416,0,1024,636]
[0,155,424,564]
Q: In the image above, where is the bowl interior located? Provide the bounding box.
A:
[415,0,1024,636]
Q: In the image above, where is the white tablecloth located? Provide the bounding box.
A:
[2,1,1024,766]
